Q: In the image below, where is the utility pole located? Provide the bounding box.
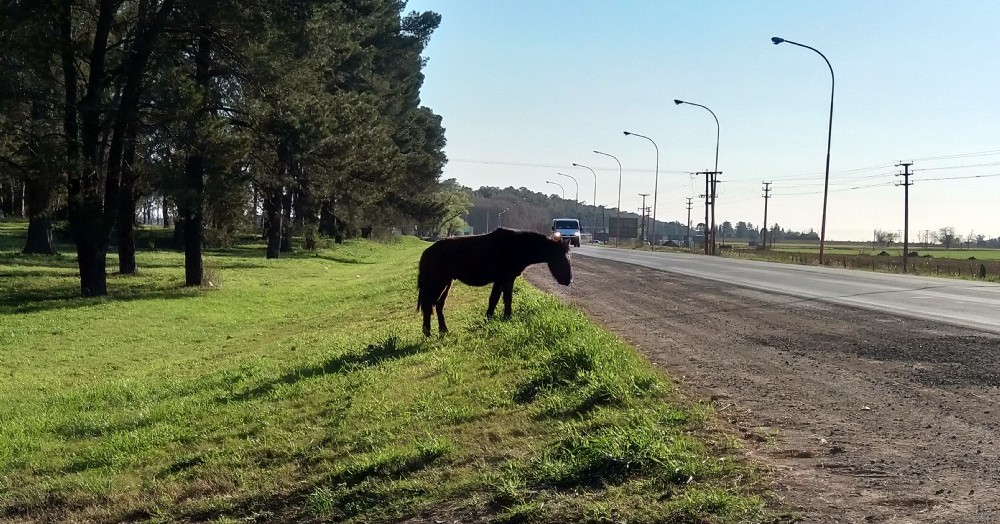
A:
[638,193,649,246]
[896,162,913,273]
[761,181,772,249]
[704,173,710,254]
[685,197,693,248]
[710,172,719,255]
[696,171,721,254]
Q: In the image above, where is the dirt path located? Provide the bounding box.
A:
[525,255,1000,523]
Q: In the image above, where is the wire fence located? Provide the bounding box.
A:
[725,248,1000,283]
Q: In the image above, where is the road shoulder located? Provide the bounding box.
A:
[526,256,1000,523]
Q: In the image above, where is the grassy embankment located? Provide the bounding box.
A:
[768,241,1000,260]
[641,238,1000,281]
[0,221,785,523]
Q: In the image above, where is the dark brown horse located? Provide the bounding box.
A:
[417,228,572,336]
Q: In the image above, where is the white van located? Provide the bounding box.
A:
[551,218,581,247]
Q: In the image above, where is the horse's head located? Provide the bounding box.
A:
[547,240,573,286]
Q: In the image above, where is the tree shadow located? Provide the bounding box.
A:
[0,253,78,270]
[314,254,374,265]
[0,283,203,315]
[225,336,428,403]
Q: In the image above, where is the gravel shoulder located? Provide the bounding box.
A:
[525,254,1000,523]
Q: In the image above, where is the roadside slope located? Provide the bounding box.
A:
[526,255,1000,523]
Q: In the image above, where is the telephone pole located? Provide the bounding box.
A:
[696,171,721,254]
[704,173,710,254]
[638,193,649,245]
[685,197,693,248]
[761,181,772,249]
[896,162,913,273]
[710,172,719,255]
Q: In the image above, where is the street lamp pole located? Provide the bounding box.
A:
[497,207,509,229]
[555,172,580,217]
[772,36,835,265]
[674,99,720,255]
[545,180,565,199]
[572,162,599,241]
[593,150,623,247]
[623,131,659,248]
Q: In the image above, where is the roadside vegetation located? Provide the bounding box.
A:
[0,223,786,523]
[620,237,1000,283]
[721,241,1000,282]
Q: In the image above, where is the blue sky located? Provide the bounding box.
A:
[406,1,1000,241]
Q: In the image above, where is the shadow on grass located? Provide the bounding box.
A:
[0,283,201,315]
[158,445,446,524]
[0,253,78,269]
[225,336,428,403]
[314,253,374,265]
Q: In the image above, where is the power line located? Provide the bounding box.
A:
[912,160,1000,172]
[449,158,689,175]
[909,149,1000,162]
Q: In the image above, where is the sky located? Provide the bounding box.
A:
[405,0,1000,241]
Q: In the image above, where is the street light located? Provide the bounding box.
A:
[772,36,835,265]
[555,172,579,216]
[593,150,623,247]
[674,99,720,255]
[545,180,565,199]
[497,207,510,229]
[623,131,659,248]
[571,162,599,241]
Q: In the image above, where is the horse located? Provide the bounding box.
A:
[417,227,572,336]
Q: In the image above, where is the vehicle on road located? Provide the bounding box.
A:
[551,218,582,247]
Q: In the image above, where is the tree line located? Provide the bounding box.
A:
[0,0,450,297]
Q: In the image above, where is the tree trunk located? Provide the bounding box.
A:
[293,174,320,250]
[24,216,57,255]
[117,123,138,274]
[172,218,184,249]
[0,181,10,217]
[77,239,108,297]
[319,199,336,237]
[12,180,25,218]
[22,174,57,255]
[264,186,282,259]
[162,196,171,227]
[280,187,293,252]
[181,152,204,286]
[319,199,343,243]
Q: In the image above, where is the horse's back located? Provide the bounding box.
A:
[419,234,501,287]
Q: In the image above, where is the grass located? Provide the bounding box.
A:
[700,240,1000,282]
[767,241,1000,260]
[0,221,786,523]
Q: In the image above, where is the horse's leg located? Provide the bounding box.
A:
[421,292,434,337]
[436,282,451,334]
[486,282,502,318]
[501,277,515,319]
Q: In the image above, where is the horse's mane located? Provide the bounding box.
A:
[491,227,568,256]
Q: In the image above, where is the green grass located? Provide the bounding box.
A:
[0,222,785,523]
[767,241,1000,260]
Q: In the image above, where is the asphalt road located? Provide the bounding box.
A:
[574,246,1000,334]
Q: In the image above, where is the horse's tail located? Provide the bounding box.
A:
[416,255,426,312]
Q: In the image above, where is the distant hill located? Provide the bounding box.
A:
[463,185,687,241]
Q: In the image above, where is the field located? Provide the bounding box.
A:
[769,241,1000,260]
[708,240,1000,281]
[0,222,782,523]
